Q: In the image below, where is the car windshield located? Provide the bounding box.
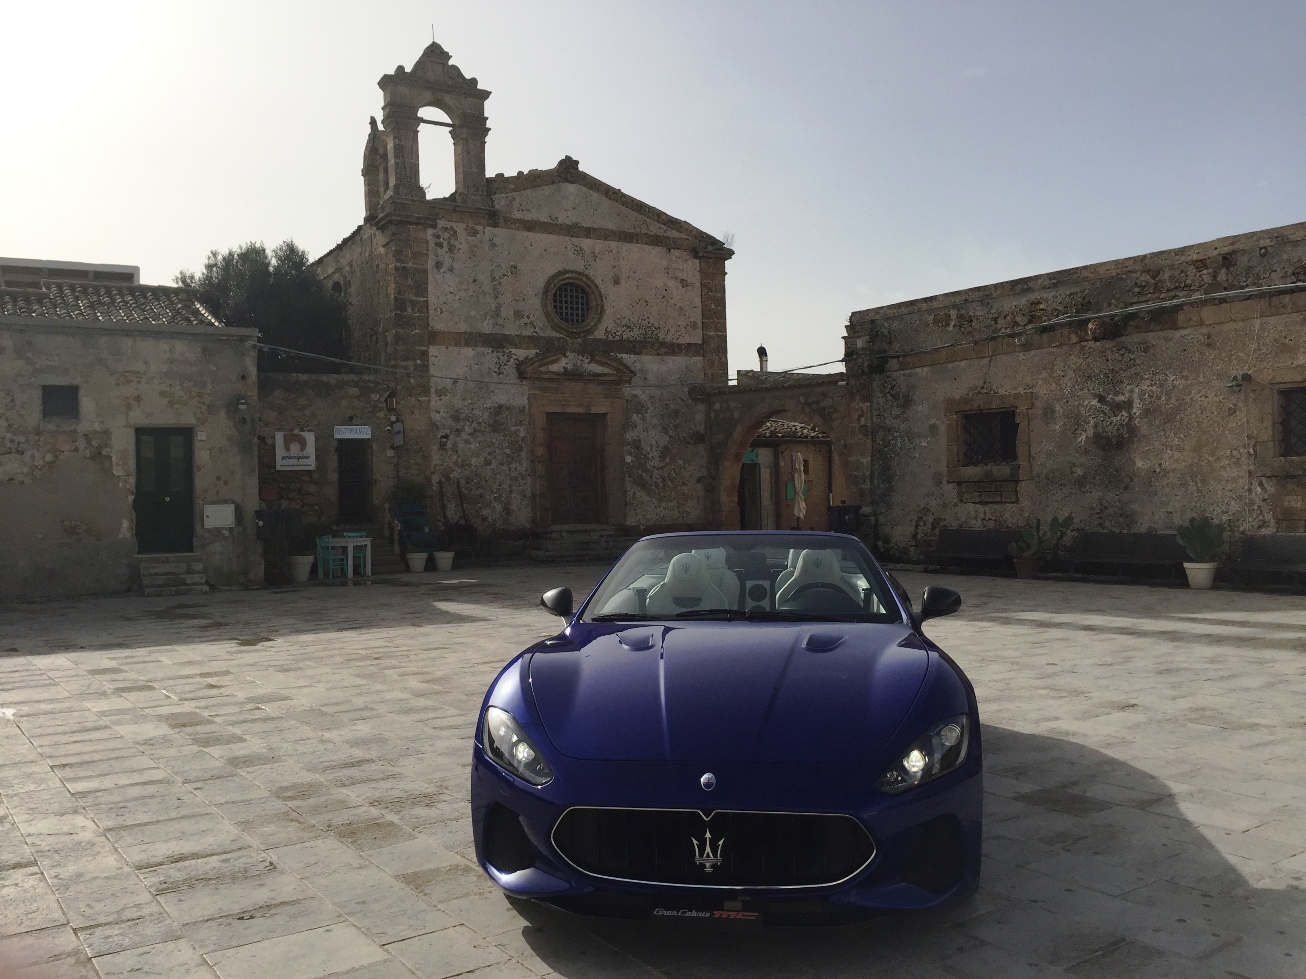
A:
[582,533,902,624]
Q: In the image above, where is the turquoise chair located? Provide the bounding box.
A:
[341,531,368,576]
[315,535,348,580]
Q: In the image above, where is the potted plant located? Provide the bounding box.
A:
[1176,516,1224,589]
[290,523,331,582]
[1007,515,1076,579]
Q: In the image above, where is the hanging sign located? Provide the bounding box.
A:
[333,425,372,439]
[275,431,316,470]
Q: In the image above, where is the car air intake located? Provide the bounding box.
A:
[899,815,966,892]
[483,803,534,874]
[551,808,874,888]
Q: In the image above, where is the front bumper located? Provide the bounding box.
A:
[469,743,983,922]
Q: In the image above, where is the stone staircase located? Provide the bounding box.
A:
[136,554,209,597]
[527,525,631,564]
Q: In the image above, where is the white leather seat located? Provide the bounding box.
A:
[646,553,730,615]
[692,548,740,607]
[775,549,860,606]
[775,548,801,596]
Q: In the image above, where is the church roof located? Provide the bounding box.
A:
[487,157,732,251]
[0,282,226,329]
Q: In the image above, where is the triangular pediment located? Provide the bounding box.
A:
[488,159,732,249]
[518,351,635,385]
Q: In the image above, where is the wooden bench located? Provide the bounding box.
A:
[925,528,1022,574]
[1065,532,1188,581]
[1227,535,1306,590]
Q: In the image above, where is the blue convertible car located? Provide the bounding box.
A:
[470,531,981,923]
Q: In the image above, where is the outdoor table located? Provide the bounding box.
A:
[329,537,372,580]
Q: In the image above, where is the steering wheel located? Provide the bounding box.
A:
[782,581,861,613]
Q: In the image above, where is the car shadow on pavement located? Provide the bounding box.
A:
[511,725,1305,978]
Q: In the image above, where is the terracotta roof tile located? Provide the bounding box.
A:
[754,418,830,441]
[0,282,225,328]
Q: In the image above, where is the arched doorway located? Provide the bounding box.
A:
[717,403,850,532]
[737,419,833,530]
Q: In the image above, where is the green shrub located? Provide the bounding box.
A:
[1008,515,1076,560]
[1176,516,1224,563]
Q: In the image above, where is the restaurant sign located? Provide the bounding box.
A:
[275,431,316,471]
[333,425,372,439]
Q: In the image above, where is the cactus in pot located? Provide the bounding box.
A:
[1176,516,1224,589]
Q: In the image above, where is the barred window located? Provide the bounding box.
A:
[960,410,1018,466]
[1281,387,1306,457]
[42,384,79,420]
[551,281,592,328]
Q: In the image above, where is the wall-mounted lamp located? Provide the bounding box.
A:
[235,393,249,412]
[384,389,398,423]
[1225,371,1252,392]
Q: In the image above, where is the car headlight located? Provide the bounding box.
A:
[482,706,554,786]
[876,715,969,795]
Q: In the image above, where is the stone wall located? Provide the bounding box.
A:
[0,320,260,596]
[845,221,1306,559]
[255,373,401,527]
[703,374,872,532]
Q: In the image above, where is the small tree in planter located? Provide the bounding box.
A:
[1176,517,1225,589]
[1008,515,1076,579]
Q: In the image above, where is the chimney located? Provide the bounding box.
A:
[756,345,769,373]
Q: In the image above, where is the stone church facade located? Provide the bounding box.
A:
[309,42,731,544]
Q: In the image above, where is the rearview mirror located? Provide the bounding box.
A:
[919,585,961,622]
[540,587,573,618]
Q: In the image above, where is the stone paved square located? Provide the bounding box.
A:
[1,568,1304,978]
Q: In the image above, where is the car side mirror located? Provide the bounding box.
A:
[540,587,573,618]
[919,585,961,622]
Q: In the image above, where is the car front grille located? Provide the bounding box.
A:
[551,807,875,889]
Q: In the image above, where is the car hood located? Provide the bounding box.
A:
[527,623,929,764]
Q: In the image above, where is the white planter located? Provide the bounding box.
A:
[289,555,315,583]
[434,551,455,573]
[1183,561,1218,590]
[405,552,428,573]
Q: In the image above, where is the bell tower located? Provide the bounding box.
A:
[366,41,492,210]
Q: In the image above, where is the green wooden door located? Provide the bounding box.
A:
[134,428,194,553]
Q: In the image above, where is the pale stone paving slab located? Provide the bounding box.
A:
[0,566,1303,977]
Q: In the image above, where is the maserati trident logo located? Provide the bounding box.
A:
[700,772,716,791]
[692,827,724,871]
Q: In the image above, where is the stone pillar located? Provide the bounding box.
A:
[450,117,491,207]
[381,102,424,201]
[698,253,730,385]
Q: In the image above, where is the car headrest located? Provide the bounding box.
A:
[792,549,843,583]
[691,548,728,570]
[662,552,710,597]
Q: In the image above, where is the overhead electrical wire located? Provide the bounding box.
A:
[866,281,1306,362]
[254,342,848,388]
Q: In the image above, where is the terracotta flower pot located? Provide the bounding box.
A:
[434,551,455,573]
[1012,557,1042,579]
[405,552,428,573]
[288,555,315,583]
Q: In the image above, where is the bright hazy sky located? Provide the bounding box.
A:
[4,1,1305,376]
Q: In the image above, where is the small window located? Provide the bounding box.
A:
[42,384,79,420]
[551,281,592,328]
[1281,387,1306,457]
[960,410,1018,466]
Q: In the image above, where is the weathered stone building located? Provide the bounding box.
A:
[300,41,732,544]
[0,258,261,597]
[843,222,1306,560]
